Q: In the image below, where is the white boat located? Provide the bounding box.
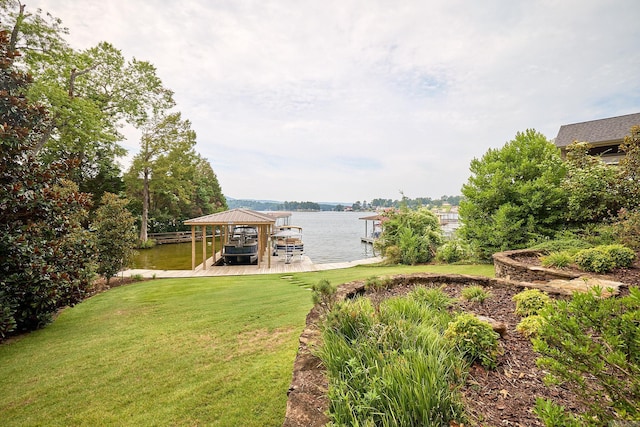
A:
[272,225,304,263]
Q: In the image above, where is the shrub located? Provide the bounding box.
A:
[533,286,640,423]
[534,398,581,427]
[516,315,544,338]
[460,285,491,304]
[364,276,391,292]
[409,286,453,311]
[436,239,470,264]
[574,244,636,273]
[530,237,591,254]
[605,244,636,268]
[513,289,551,317]
[311,279,337,312]
[324,298,375,342]
[383,245,401,264]
[614,208,640,250]
[540,251,573,268]
[444,313,502,369]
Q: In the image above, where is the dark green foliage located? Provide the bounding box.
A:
[533,287,640,423]
[444,313,502,369]
[376,207,443,265]
[460,129,567,260]
[93,193,138,285]
[0,30,95,338]
[513,289,551,317]
[574,244,636,273]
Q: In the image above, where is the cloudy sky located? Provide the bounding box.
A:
[21,0,640,203]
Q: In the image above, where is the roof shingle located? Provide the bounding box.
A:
[555,112,640,147]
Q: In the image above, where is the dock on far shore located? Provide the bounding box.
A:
[120,255,384,279]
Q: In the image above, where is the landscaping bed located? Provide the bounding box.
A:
[285,258,639,426]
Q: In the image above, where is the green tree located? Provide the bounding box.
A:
[618,125,640,210]
[459,129,567,260]
[376,207,443,264]
[190,154,227,217]
[0,29,94,337]
[2,3,174,204]
[124,112,197,240]
[93,193,138,285]
[562,141,620,224]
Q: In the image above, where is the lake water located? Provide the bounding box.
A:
[131,211,378,270]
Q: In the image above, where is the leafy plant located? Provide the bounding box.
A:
[460,285,491,304]
[533,286,640,423]
[409,286,454,312]
[436,239,471,264]
[319,289,466,426]
[534,397,581,427]
[513,289,551,317]
[516,315,544,338]
[444,313,502,369]
[311,279,337,313]
[364,275,392,292]
[614,208,640,251]
[574,244,636,273]
[540,251,573,268]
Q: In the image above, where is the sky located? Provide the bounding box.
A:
[19,0,640,203]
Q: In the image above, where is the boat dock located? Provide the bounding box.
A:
[120,255,383,278]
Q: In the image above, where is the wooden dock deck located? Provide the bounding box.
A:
[120,255,383,278]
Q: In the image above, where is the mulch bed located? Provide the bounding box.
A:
[362,257,640,427]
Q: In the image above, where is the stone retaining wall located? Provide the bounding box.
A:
[492,249,580,282]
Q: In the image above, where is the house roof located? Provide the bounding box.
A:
[184,208,276,225]
[555,112,640,148]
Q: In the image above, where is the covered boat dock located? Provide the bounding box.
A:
[183,208,286,271]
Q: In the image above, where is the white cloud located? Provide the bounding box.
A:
[20,0,640,202]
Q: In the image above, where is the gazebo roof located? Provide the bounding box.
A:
[184,208,276,226]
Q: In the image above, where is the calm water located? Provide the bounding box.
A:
[131,211,377,270]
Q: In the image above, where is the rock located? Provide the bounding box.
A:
[477,315,507,337]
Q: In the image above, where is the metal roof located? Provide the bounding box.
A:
[184,208,276,225]
[555,112,640,148]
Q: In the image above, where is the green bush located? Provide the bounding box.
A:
[614,208,640,251]
[311,279,337,312]
[574,244,636,273]
[533,286,640,423]
[364,276,392,293]
[540,251,573,268]
[534,398,581,427]
[383,245,401,264]
[324,298,376,342]
[513,289,551,317]
[436,239,470,263]
[444,313,502,369]
[605,244,636,268]
[409,286,454,312]
[530,237,592,254]
[516,315,544,338]
[460,285,491,304]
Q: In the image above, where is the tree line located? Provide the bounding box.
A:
[0,2,226,340]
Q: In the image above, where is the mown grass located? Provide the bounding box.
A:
[0,263,494,426]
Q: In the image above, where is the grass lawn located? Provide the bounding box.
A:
[0,263,494,426]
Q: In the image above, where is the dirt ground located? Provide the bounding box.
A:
[363,257,640,427]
